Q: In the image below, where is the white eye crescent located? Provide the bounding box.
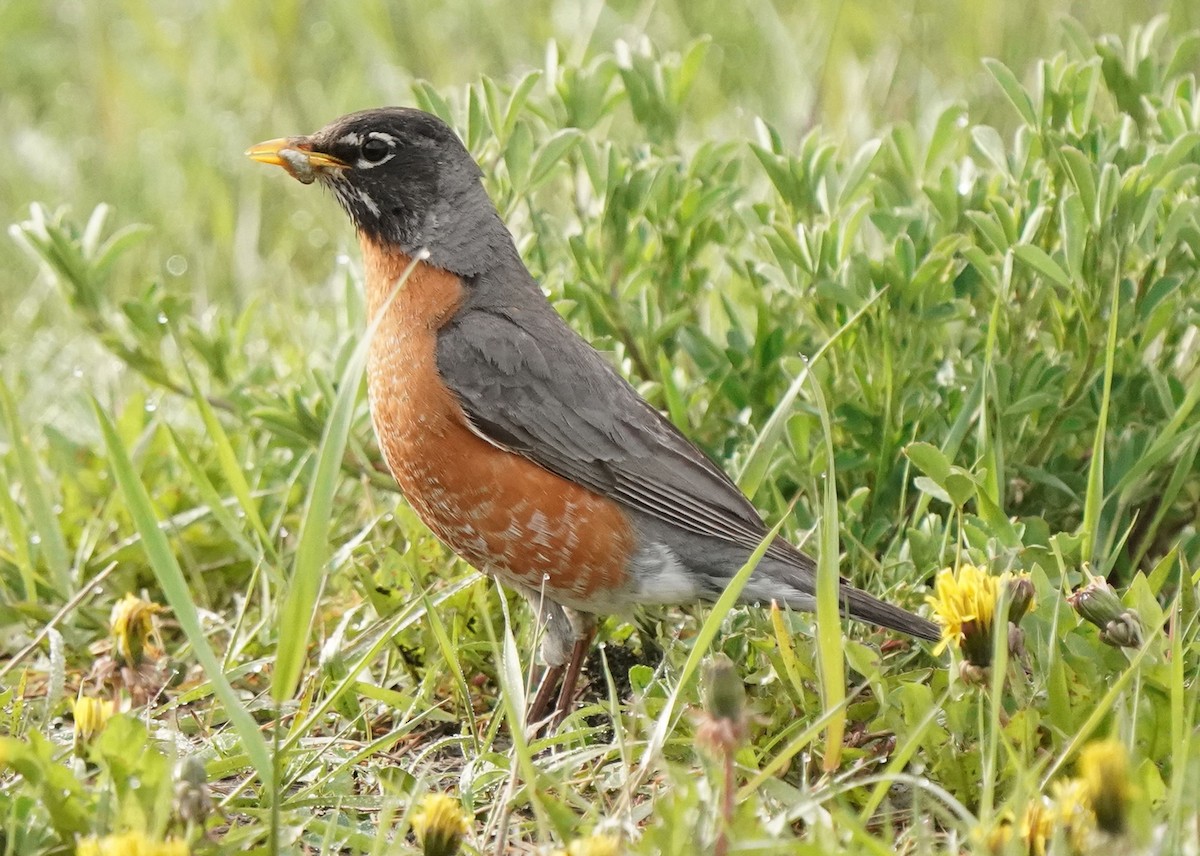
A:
[356,132,396,169]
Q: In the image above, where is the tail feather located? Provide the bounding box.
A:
[754,545,940,642]
[840,585,940,642]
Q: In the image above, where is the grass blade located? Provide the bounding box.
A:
[805,364,846,771]
[92,398,273,784]
[273,254,426,703]
[1081,269,1121,564]
[0,376,72,594]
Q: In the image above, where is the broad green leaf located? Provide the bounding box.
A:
[984,58,1039,126]
[1013,244,1071,287]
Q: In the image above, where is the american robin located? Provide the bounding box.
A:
[248,108,939,725]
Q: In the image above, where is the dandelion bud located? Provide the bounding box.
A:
[1067,580,1142,648]
[695,654,748,756]
[72,696,114,755]
[1006,575,1035,625]
[174,756,213,826]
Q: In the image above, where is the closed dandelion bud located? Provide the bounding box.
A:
[1078,739,1131,834]
[174,756,213,826]
[702,654,745,725]
[73,696,114,755]
[1067,581,1141,648]
[411,793,469,856]
[695,654,747,756]
[1067,579,1123,626]
[1006,574,1035,625]
[1100,613,1142,649]
[110,593,166,666]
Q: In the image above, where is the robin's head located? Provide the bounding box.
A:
[249,107,510,275]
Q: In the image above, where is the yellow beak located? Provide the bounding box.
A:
[245,137,349,184]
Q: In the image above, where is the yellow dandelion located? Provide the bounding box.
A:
[926,566,1033,668]
[110,593,165,666]
[1078,739,1131,834]
[1018,795,1055,856]
[554,834,623,856]
[73,696,115,753]
[1049,777,1095,852]
[981,810,1014,853]
[411,793,470,856]
[926,564,998,665]
[76,831,188,856]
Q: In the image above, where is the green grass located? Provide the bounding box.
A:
[3,2,1200,853]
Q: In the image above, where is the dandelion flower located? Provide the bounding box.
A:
[110,593,165,666]
[927,565,1033,669]
[555,834,623,856]
[411,793,470,856]
[1078,739,1131,834]
[76,831,188,856]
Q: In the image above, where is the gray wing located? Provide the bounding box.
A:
[436,299,941,642]
[435,301,789,558]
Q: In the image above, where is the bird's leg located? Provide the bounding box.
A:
[550,624,596,728]
[527,662,565,728]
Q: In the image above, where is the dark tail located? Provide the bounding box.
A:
[755,544,941,642]
[840,585,940,641]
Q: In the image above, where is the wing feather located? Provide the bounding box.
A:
[436,301,778,554]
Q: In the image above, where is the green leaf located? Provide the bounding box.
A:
[984,58,1039,126]
[1059,146,1098,220]
[904,442,952,484]
[1013,244,1071,287]
[913,476,952,505]
[528,128,582,190]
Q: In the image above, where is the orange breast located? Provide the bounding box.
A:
[359,236,633,604]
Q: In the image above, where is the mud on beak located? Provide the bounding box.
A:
[246,137,349,185]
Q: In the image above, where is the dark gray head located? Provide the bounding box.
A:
[249,107,513,276]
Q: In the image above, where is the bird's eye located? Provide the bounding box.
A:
[361,138,391,163]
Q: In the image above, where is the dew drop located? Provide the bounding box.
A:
[166,255,188,276]
[156,312,168,325]
[30,534,42,545]
[72,367,83,378]
[145,402,158,413]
